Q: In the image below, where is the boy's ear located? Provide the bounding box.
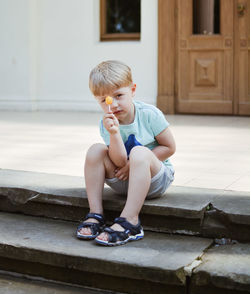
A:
[131,83,136,96]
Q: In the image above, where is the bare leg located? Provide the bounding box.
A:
[79,143,116,236]
[96,146,162,241]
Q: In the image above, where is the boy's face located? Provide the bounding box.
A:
[95,84,136,124]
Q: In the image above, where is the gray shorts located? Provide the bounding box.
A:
[105,163,175,199]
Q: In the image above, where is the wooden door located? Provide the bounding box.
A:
[177,0,234,114]
[157,0,250,115]
[235,0,250,115]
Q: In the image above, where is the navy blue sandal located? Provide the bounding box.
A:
[95,217,144,246]
[76,213,105,240]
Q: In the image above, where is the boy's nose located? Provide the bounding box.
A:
[111,98,118,108]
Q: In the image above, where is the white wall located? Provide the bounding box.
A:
[0,0,31,110]
[0,0,158,111]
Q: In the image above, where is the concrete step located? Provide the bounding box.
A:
[189,243,250,294]
[0,272,117,294]
[1,169,250,241]
[1,212,250,294]
[0,212,213,294]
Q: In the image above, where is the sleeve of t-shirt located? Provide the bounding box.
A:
[99,119,110,145]
[149,106,169,136]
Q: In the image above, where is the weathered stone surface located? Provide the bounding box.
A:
[0,169,217,233]
[0,273,112,294]
[0,169,87,204]
[202,190,250,241]
[1,169,250,241]
[0,169,217,211]
[0,212,212,294]
[190,243,250,293]
[212,190,250,225]
[142,185,219,218]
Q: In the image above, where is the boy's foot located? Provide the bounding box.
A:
[95,217,144,246]
[76,213,105,240]
[78,218,98,235]
[97,216,138,241]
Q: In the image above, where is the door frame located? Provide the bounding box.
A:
[157,0,176,114]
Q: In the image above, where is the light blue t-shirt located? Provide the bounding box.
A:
[100,100,173,168]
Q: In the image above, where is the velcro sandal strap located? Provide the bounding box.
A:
[85,213,105,225]
[114,217,141,235]
[103,227,129,243]
[77,222,101,236]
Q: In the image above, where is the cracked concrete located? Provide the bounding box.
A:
[0,168,250,293]
[0,212,213,294]
[190,243,250,293]
[0,169,250,241]
[5,189,40,205]
[0,212,249,294]
[202,198,250,241]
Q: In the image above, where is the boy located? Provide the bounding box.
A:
[76,60,176,246]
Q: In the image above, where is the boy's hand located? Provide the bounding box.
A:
[115,161,129,181]
[103,113,119,134]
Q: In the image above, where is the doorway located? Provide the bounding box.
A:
[157,0,250,115]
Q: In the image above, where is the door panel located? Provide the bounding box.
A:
[177,0,234,114]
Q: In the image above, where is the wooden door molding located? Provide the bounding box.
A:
[234,0,240,114]
[157,0,176,114]
[235,0,250,115]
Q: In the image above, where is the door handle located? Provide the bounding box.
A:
[237,3,246,16]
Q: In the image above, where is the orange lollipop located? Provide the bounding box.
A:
[105,96,113,112]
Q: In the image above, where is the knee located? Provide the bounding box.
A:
[86,143,108,164]
[129,146,151,164]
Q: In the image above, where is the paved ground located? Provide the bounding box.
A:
[0,111,249,192]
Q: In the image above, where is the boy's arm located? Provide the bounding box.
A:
[109,133,127,167]
[152,128,176,161]
[103,113,127,167]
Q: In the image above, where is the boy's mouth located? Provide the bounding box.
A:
[113,110,123,115]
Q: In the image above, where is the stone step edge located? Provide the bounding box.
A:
[2,242,249,294]
[0,212,214,294]
[0,212,249,294]
[0,270,118,294]
[0,168,250,242]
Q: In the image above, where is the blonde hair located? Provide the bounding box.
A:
[89,60,133,96]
